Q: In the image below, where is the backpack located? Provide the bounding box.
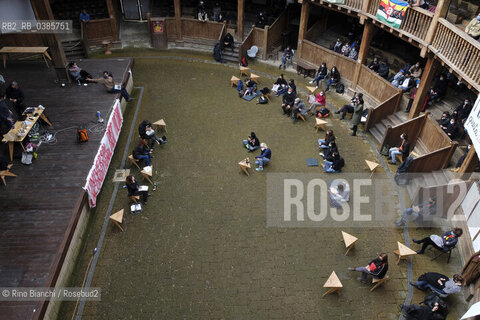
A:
[257,96,268,104]
[336,83,345,94]
[77,127,89,143]
[241,57,248,67]
[237,80,244,92]
[316,107,330,118]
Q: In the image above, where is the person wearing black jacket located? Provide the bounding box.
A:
[221,33,234,52]
[413,228,463,254]
[439,112,451,130]
[125,175,149,204]
[281,88,296,116]
[0,92,14,135]
[428,75,448,102]
[309,62,328,88]
[243,131,260,152]
[138,120,166,148]
[453,98,472,125]
[368,57,379,72]
[318,130,335,150]
[349,253,389,283]
[325,67,340,92]
[399,302,446,320]
[323,152,345,173]
[319,141,338,161]
[5,81,25,116]
[377,60,390,79]
[443,118,459,139]
[132,139,152,166]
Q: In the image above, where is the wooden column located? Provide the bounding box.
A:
[408,55,438,119]
[457,146,479,178]
[174,0,183,43]
[105,0,118,41]
[352,21,375,89]
[263,25,269,59]
[237,0,245,41]
[297,0,310,57]
[421,0,451,56]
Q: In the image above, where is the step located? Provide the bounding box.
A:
[387,114,402,126]
[432,170,449,186]
[375,121,388,136]
[393,111,407,123]
[369,126,384,144]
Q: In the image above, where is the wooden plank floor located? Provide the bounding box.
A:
[0,58,133,319]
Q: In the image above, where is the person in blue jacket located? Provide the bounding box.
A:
[413,228,463,254]
[255,143,271,171]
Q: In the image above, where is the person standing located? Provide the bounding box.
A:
[5,81,25,116]
[350,93,364,136]
[279,46,294,70]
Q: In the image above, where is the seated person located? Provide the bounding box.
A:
[323,152,344,173]
[335,94,359,120]
[272,74,288,93]
[443,117,459,139]
[325,67,340,92]
[377,60,390,79]
[307,90,326,115]
[318,130,335,150]
[68,62,92,84]
[368,57,379,72]
[331,39,343,53]
[408,0,429,9]
[466,13,480,40]
[399,73,415,92]
[451,144,472,172]
[125,175,149,205]
[410,273,463,296]
[254,143,271,171]
[399,302,447,320]
[5,81,25,116]
[439,111,451,130]
[279,46,294,70]
[88,71,132,102]
[138,119,167,147]
[409,62,423,79]
[309,62,328,88]
[291,98,307,122]
[244,78,257,96]
[329,181,350,208]
[348,46,358,60]
[391,70,406,87]
[320,141,338,161]
[341,42,351,57]
[132,139,152,166]
[256,12,266,28]
[388,133,409,165]
[0,91,14,135]
[427,74,448,102]
[243,131,260,152]
[281,88,296,116]
[395,197,436,227]
[276,79,295,96]
[221,33,234,52]
[453,98,472,125]
[217,12,225,23]
[348,253,388,283]
[197,1,208,21]
[413,227,463,254]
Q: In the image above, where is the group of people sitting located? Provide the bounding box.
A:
[308,62,341,92]
[242,132,271,171]
[438,98,472,140]
[318,130,346,173]
[331,38,359,61]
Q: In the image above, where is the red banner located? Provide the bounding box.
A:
[84,100,123,207]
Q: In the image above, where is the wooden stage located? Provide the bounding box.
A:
[0,58,134,319]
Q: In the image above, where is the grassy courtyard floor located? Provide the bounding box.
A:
[59,49,467,319]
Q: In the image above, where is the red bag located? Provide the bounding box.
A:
[369,262,377,271]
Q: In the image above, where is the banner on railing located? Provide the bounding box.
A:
[376,0,408,28]
[84,99,123,208]
[326,0,345,4]
[464,94,480,159]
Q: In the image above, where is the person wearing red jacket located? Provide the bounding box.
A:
[307,90,326,116]
[349,253,389,283]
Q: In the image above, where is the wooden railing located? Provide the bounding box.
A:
[218,22,226,42]
[182,18,224,41]
[165,17,178,41]
[265,8,290,58]
[408,144,457,172]
[430,18,480,92]
[400,8,433,43]
[364,92,402,131]
[381,113,427,152]
[239,27,255,63]
[355,65,401,102]
[344,0,364,11]
[82,18,116,46]
[367,0,381,16]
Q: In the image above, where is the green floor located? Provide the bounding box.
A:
[59,50,468,320]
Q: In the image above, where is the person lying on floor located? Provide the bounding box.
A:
[348,253,388,283]
[395,197,436,227]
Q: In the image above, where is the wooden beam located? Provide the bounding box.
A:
[174,0,182,41]
[457,146,479,178]
[408,55,439,119]
[237,0,245,41]
[105,0,118,41]
[297,0,310,57]
[351,21,375,88]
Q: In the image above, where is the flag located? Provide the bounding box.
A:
[376,0,408,28]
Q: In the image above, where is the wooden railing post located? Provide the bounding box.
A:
[238,0,245,41]
[297,0,310,58]
[352,20,374,88]
[105,0,118,41]
[263,25,269,60]
[408,55,439,119]
[174,0,183,44]
[457,146,479,178]
[421,0,451,56]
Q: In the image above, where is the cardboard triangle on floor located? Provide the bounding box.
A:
[323,271,342,288]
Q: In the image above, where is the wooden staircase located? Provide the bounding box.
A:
[62,39,86,60]
[368,110,408,144]
[222,41,241,63]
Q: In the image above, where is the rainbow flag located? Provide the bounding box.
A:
[376,0,408,28]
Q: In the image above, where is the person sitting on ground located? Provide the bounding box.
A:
[399,72,416,92]
[399,301,447,320]
[318,130,335,150]
[427,74,448,103]
[309,62,328,88]
[307,90,326,115]
[409,62,423,79]
[331,38,343,53]
[244,78,257,96]
[413,228,463,254]
[79,9,90,23]
[388,133,410,165]
[377,59,390,79]
[88,71,132,102]
[466,13,480,40]
[132,138,152,166]
[443,117,459,139]
[336,93,359,120]
[125,175,149,205]
[395,197,436,227]
[0,90,14,136]
[212,2,221,21]
[320,141,338,161]
[453,98,472,125]
[279,46,294,70]
[329,181,350,208]
[68,62,92,84]
[323,151,344,173]
[350,93,364,136]
[287,79,296,95]
[292,98,307,123]
[272,74,288,93]
[410,273,463,296]
[138,119,167,148]
[439,111,451,131]
[5,81,25,117]
[325,67,340,92]
[255,143,271,172]
[256,12,266,28]
[368,57,380,72]
[221,33,234,52]
[348,46,359,60]
[197,1,208,21]
[451,144,472,172]
[391,69,406,87]
[281,87,296,116]
[348,253,388,283]
[341,42,351,57]
[243,131,260,152]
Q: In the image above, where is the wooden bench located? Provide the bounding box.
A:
[0,164,16,186]
[296,59,317,78]
[110,209,125,232]
[128,155,141,170]
[371,276,389,292]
